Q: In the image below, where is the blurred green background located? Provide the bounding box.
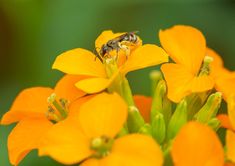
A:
[0,0,234,165]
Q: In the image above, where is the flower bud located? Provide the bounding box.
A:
[127,106,145,133]
[150,80,166,121]
[138,123,152,135]
[150,70,162,96]
[207,118,221,131]
[167,99,187,140]
[194,92,222,124]
[152,112,166,144]
[186,91,210,119]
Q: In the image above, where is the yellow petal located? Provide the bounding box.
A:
[228,95,235,129]
[81,158,99,166]
[161,63,214,103]
[134,95,152,122]
[54,75,87,102]
[68,95,96,117]
[1,87,53,125]
[159,25,206,74]
[161,63,194,103]
[39,118,92,165]
[215,77,235,101]
[226,130,235,163]
[75,70,120,94]
[78,93,128,138]
[207,48,224,67]
[52,48,106,77]
[121,44,168,75]
[172,121,224,166]
[101,134,163,166]
[190,75,214,92]
[76,77,110,94]
[8,118,53,165]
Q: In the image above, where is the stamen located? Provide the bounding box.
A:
[47,93,69,121]
[198,56,214,76]
[46,106,61,122]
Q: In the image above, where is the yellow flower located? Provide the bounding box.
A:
[160,25,214,103]
[52,30,168,94]
[1,75,87,165]
[171,121,224,166]
[39,93,163,166]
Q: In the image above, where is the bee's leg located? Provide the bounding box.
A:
[95,54,103,63]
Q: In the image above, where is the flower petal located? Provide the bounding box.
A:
[78,93,128,138]
[75,70,120,94]
[39,118,92,165]
[159,25,206,74]
[54,75,87,102]
[226,130,235,163]
[171,121,224,166]
[228,95,235,129]
[68,95,96,117]
[1,87,53,124]
[134,95,152,122]
[8,118,53,165]
[81,158,99,166]
[207,48,224,67]
[52,48,106,77]
[161,63,194,103]
[161,63,214,103]
[215,77,235,101]
[76,78,110,94]
[217,114,234,131]
[121,44,168,75]
[190,75,214,92]
[101,134,163,166]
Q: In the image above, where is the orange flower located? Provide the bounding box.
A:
[53,30,168,94]
[39,93,163,166]
[206,48,235,101]
[171,121,224,166]
[218,95,235,163]
[160,25,214,103]
[1,75,87,165]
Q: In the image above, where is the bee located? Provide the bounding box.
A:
[95,31,139,63]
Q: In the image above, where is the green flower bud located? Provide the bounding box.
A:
[207,118,221,131]
[150,80,166,121]
[194,92,222,123]
[127,106,145,133]
[149,70,162,96]
[167,99,187,140]
[186,91,211,119]
[152,112,166,144]
[162,97,172,125]
[138,123,152,135]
